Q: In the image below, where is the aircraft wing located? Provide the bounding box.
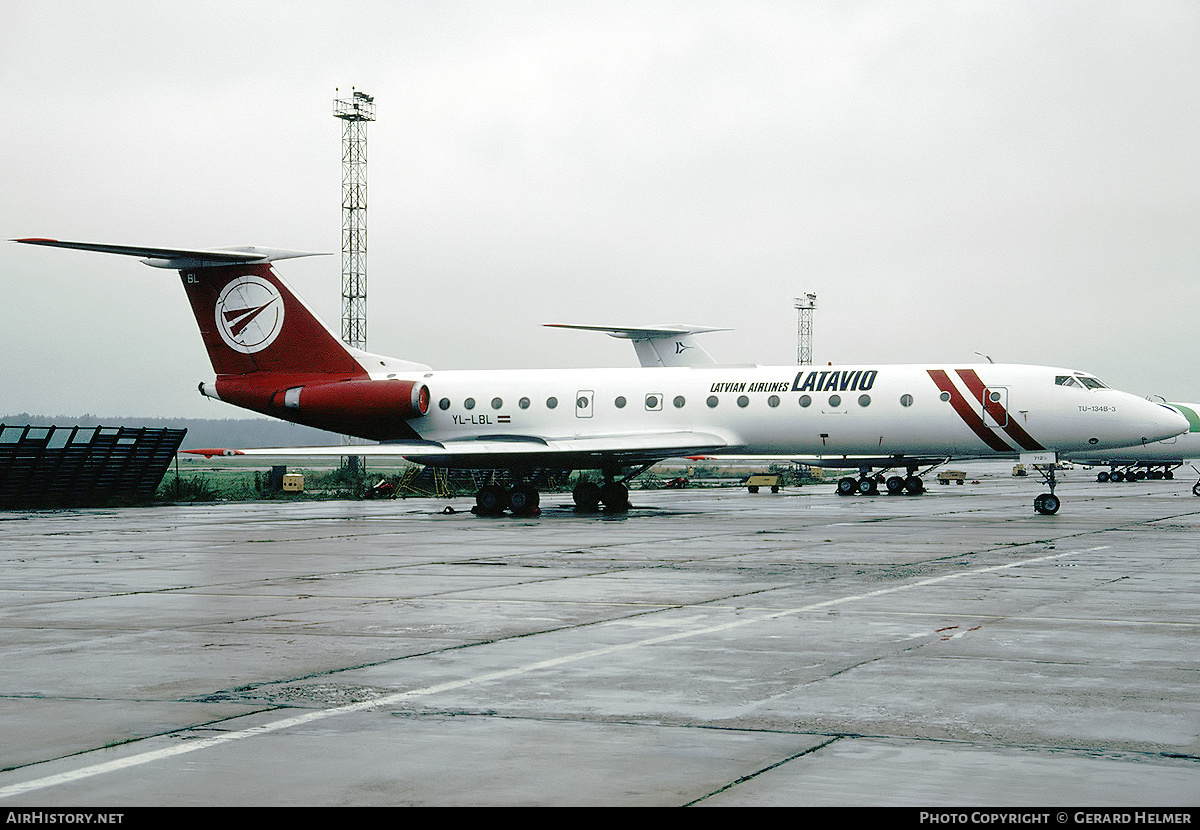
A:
[184,430,739,468]
[683,453,953,469]
[545,324,729,338]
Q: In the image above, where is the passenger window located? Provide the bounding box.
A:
[645,394,662,411]
[707,396,719,408]
[799,395,812,408]
[768,395,780,407]
[519,397,530,409]
[464,398,476,410]
[615,396,627,408]
[438,398,451,411]
[673,396,686,408]
[858,395,871,407]
[546,397,558,409]
[737,395,749,408]
[491,397,503,409]
[900,394,913,407]
[828,394,841,407]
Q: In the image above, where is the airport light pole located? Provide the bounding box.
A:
[333,88,375,475]
[333,88,374,351]
[794,293,817,365]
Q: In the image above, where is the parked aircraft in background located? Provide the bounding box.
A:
[1068,400,1200,493]
[544,324,729,368]
[15,237,1188,517]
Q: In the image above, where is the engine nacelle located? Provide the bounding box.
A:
[203,376,430,441]
[280,378,430,420]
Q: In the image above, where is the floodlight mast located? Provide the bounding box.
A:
[794,293,817,365]
[333,88,376,474]
[333,88,375,351]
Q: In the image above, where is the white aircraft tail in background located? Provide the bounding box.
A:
[545,324,729,367]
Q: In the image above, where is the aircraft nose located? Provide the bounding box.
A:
[1142,402,1190,444]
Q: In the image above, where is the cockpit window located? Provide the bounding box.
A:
[1055,375,1083,388]
[1076,375,1108,389]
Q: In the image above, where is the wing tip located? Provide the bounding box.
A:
[181,448,244,458]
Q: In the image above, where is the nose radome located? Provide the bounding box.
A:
[1144,403,1190,444]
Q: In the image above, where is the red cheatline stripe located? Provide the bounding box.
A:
[927,369,1013,452]
[954,369,1045,451]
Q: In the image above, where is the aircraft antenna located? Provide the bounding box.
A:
[794,293,817,365]
[333,87,375,350]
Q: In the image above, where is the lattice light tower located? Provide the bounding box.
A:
[333,88,375,350]
[794,293,817,365]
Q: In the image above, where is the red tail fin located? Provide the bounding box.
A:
[179,262,364,378]
[13,238,365,379]
[14,239,432,440]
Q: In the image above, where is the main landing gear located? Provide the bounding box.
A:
[472,465,646,516]
[836,464,928,497]
[473,481,541,517]
[836,474,925,496]
[570,479,630,512]
[572,464,651,513]
[1096,463,1178,483]
[1188,465,1200,498]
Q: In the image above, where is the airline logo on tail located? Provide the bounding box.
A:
[215,276,284,354]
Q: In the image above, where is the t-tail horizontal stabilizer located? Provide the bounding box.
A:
[13,238,329,269]
[545,324,728,367]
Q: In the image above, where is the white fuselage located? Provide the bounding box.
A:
[395,363,1183,459]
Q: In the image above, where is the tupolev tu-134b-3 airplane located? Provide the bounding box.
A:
[14,238,1188,517]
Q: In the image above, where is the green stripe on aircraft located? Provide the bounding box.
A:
[1170,403,1200,433]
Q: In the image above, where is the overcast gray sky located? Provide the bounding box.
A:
[3,1,1198,418]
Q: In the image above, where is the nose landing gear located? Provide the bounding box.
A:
[1032,462,1061,515]
[1033,492,1060,515]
